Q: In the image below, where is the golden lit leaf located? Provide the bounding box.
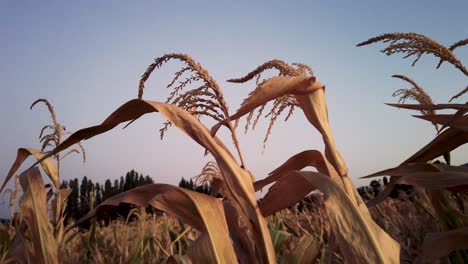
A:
[260,171,400,264]
[229,76,323,121]
[0,148,58,194]
[299,171,400,263]
[295,90,348,177]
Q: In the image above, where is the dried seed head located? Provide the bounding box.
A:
[31,98,86,162]
[391,75,438,131]
[449,86,468,102]
[357,32,468,76]
[192,161,221,186]
[228,60,311,149]
[31,98,63,150]
[138,54,231,139]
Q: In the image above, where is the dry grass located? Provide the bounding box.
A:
[1,188,455,263]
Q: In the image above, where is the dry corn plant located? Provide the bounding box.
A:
[225,60,400,263]
[22,53,404,263]
[357,32,468,262]
[7,34,465,262]
[0,99,86,263]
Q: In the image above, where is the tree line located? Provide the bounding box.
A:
[60,171,214,225]
[60,169,154,223]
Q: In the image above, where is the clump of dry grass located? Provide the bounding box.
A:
[58,211,199,264]
[0,188,456,263]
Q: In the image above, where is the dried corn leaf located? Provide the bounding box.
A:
[295,91,348,177]
[258,150,365,215]
[28,99,275,263]
[255,150,340,191]
[414,114,468,132]
[51,188,73,243]
[259,172,312,217]
[229,76,323,121]
[74,184,237,263]
[263,171,400,264]
[386,103,468,111]
[365,125,468,207]
[260,171,399,263]
[420,227,468,260]
[362,163,441,178]
[0,148,58,193]
[17,167,58,264]
[228,75,347,177]
[363,163,468,194]
[404,127,468,164]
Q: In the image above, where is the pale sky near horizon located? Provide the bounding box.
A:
[1,1,467,218]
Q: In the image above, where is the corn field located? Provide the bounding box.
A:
[0,32,467,264]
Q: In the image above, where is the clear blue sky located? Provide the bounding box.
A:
[1,1,467,218]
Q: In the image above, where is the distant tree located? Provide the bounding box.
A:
[113,179,119,193]
[145,175,153,184]
[95,182,102,205]
[119,176,125,192]
[103,179,112,200]
[80,176,90,215]
[67,178,79,220]
[62,170,154,225]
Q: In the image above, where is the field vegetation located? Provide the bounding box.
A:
[0,32,467,263]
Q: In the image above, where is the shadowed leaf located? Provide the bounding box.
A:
[386,103,468,111]
[362,163,468,194]
[414,114,468,132]
[420,227,468,260]
[283,235,320,264]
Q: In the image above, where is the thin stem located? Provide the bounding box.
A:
[228,122,247,169]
